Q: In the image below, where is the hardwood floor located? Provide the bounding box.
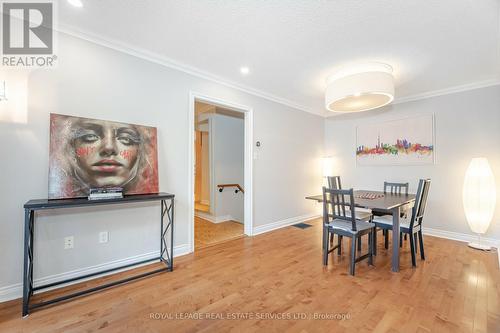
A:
[1,218,499,332]
[195,216,244,249]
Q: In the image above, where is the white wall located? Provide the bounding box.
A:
[213,113,244,222]
[0,32,324,299]
[324,85,500,241]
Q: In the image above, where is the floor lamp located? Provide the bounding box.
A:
[463,157,496,250]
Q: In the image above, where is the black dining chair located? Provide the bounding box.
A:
[326,176,372,251]
[384,182,409,195]
[371,179,431,267]
[372,181,410,249]
[322,187,375,275]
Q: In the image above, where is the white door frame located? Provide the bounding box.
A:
[188,92,254,253]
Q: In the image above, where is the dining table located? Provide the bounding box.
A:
[305,190,416,272]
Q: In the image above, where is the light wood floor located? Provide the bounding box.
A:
[195,216,244,249]
[1,218,499,333]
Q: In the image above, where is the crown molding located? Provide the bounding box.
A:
[326,78,500,118]
[56,24,320,117]
[392,78,500,105]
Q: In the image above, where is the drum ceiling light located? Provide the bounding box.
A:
[325,63,395,113]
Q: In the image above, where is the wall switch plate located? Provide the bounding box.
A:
[64,236,74,249]
[99,231,109,243]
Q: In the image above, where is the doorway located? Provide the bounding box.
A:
[189,93,253,252]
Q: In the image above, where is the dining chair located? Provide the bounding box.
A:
[322,187,375,275]
[384,182,409,195]
[371,179,431,267]
[374,181,410,247]
[326,176,372,251]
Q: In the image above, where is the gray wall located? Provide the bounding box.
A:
[0,33,324,297]
[213,114,245,222]
[324,85,500,240]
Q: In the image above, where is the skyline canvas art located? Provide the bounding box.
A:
[356,115,434,166]
[48,114,159,199]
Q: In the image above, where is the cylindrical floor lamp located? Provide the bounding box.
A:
[463,157,496,250]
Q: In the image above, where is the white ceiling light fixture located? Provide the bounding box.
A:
[67,0,83,8]
[325,63,395,113]
[240,66,250,75]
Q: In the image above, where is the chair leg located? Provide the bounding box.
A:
[418,230,425,260]
[330,233,334,247]
[368,231,374,265]
[414,234,418,253]
[337,235,342,255]
[409,232,416,267]
[404,234,408,240]
[357,237,362,252]
[323,228,329,266]
[384,230,389,249]
[373,227,377,256]
[400,232,403,247]
[350,237,356,276]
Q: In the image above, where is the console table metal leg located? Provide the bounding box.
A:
[22,209,34,317]
[170,198,174,271]
[160,200,164,264]
[160,199,174,271]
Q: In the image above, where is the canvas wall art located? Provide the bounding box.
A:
[356,115,434,166]
[48,114,159,199]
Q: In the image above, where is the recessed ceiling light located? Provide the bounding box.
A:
[240,67,250,75]
[67,0,83,8]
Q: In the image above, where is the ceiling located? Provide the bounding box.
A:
[58,0,500,117]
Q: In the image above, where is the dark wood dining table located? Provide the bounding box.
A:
[305,190,416,272]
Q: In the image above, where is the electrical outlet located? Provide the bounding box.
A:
[99,231,109,244]
[64,236,74,249]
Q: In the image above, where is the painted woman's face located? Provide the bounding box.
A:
[72,120,141,188]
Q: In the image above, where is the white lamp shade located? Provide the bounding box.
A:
[325,63,394,113]
[463,158,496,234]
[322,157,334,177]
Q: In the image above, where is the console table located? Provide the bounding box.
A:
[22,192,175,317]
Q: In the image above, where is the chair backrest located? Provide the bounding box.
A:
[327,176,342,190]
[384,181,409,195]
[322,187,357,231]
[409,179,431,229]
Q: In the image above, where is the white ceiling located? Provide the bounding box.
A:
[58,0,500,117]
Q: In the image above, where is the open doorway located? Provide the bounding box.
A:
[190,95,252,250]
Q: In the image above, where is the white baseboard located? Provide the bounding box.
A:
[422,227,500,249]
[195,211,216,222]
[216,215,233,223]
[423,227,500,268]
[0,243,190,304]
[253,213,321,235]
[195,211,235,224]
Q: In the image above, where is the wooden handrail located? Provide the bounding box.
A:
[217,184,244,193]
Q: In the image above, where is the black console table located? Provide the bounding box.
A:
[22,192,174,317]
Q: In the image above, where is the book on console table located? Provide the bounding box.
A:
[88,187,123,200]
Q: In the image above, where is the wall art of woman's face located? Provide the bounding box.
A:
[48,114,159,199]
